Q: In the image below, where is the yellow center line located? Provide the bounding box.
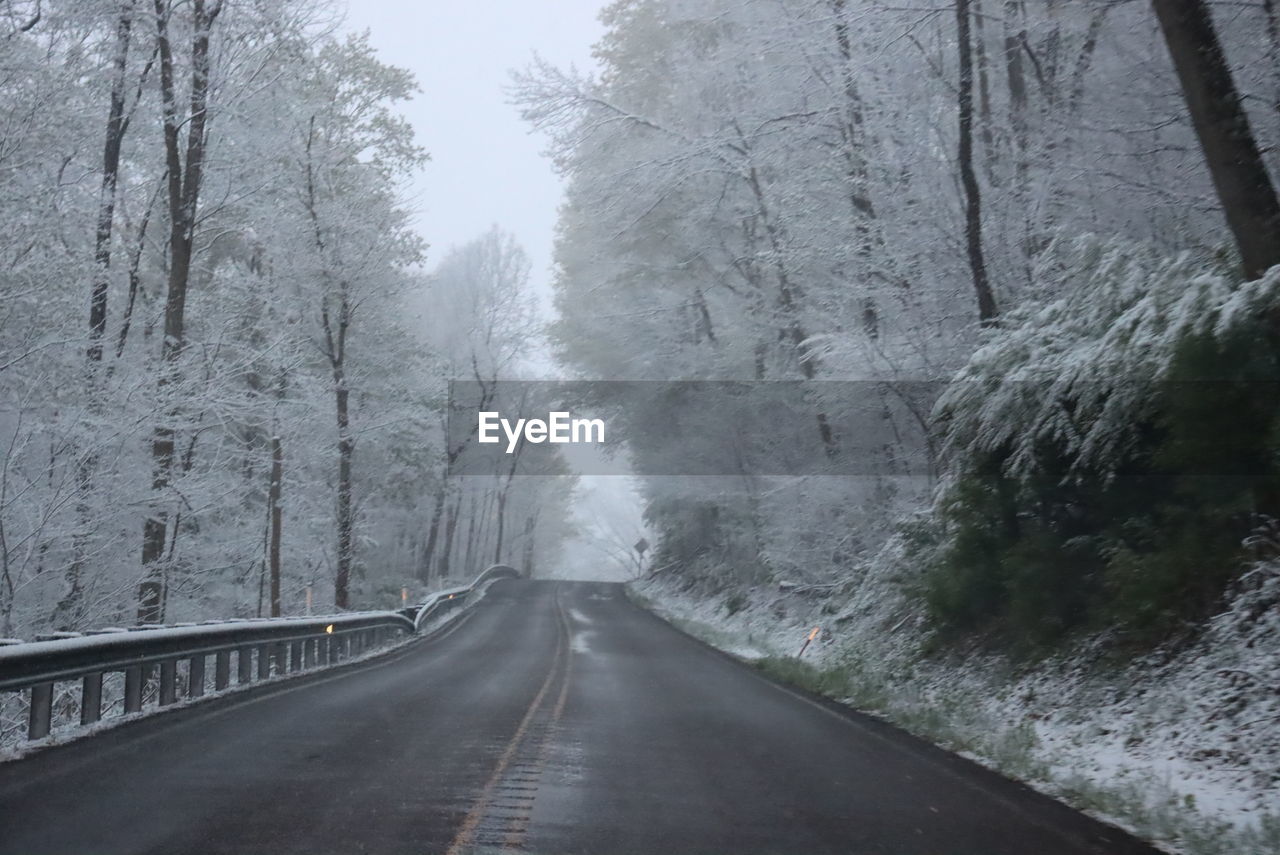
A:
[445,587,571,855]
[502,595,576,850]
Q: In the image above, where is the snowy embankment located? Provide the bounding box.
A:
[629,550,1280,855]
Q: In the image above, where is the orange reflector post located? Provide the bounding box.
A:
[797,626,822,658]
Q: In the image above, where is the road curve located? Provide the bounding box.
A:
[0,579,1165,855]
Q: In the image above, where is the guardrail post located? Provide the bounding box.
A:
[189,654,206,698]
[215,650,231,690]
[124,665,143,713]
[81,673,103,725]
[238,646,253,683]
[1,613,420,746]
[159,660,177,706]
[28,682,53,739]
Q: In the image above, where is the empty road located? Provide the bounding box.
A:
[0,579,1164,854]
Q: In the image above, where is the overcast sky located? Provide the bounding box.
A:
[339,3,645,578]
[340,1,606,321]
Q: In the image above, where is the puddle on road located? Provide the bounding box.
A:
[570,630,597,655]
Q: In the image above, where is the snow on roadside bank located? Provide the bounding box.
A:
[629,555,1280,855]
[629,576,840,665]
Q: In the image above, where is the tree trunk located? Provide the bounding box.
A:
[418,485,447,583]
[88,1,136,363]
[830,0,875,225]
[492,428,526,566]
[1266,0,1279,118]
[439,493,462,580]
[1003,0,1029,191]
[334,381,353,609]
[1152,0,1280,281]
[56,1,141,631]
[461,493,478,575]
[115,177,161,359]
[957,0,998,325]
[521,512,537,577]
[268,375,284,617]
[831,0,890,335]
[305,110,358,611]
[139,0,222,623]
[473,487,496,570]
[741,160,836,453]
[493,491,507,565]
[972,0,997,178]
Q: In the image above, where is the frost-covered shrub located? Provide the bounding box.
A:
[644,490,770,591]
[927,237,1280,644]
[938,236,1279,478]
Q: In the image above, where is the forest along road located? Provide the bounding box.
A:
[0,579,1165,855]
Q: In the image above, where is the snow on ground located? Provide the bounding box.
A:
[630,553,1280,855]
[629,575,826,664]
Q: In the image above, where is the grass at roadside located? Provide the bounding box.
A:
[625,585,773,659]
[751,655,854,698]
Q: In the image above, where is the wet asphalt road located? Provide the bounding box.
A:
[0,579,1165,855]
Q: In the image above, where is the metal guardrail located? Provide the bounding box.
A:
[0,613,413,742]
[0,564,524,744]
[406,564,521,632]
